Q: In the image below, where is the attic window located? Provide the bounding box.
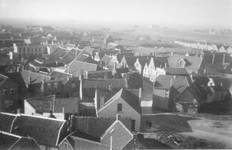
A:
[54,83,58,89]
[10,89,15,95]
[3,89,8,95]
[179,59,186,68]
[117,103,122,112]
[71,81,75,88]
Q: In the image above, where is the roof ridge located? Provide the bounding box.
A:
[17,114,65,122]
[0,131,22,138]
[98,89,123,113]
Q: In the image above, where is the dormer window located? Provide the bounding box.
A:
[178,59,186,68]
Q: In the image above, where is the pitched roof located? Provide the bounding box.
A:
[192,76,209,87]
[62,49,82,64]
[73,116,131,139]
[65,134,109,150]
[124,56,150,67]
[0,131,41,150]
[75,51,90,62]
[0,73,8,86]
[165,68,190,76]
[98,51,119,59]
[66,60,97,76]
[203,52,231,64]
[26,96,79,114]
[115,67,130,74]
[83,46,94,54]
[49,71,72,80]
[21,70,51,85]
[99,89,141,114]
[82,79,127,90]
[101,120,133,149]
[155,75,191,93]
[51,47,69,58]
[175,81,207,103]
[11,114,66,147]
[0,112,17,132]
[168,55,202,72]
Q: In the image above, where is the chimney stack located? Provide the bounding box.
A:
[109,85,112,91]
[212,53,215,64]
[222,53,225,64]
[116,114,121,120]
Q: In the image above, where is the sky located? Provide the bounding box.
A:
[0,0,232,28]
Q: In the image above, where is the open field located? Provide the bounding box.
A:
[141,113,232,148]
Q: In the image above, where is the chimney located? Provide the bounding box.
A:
[212,53,215,64]
[139,88,142,99]
[17,109,21,114]
[223,53,225,64]
[116,114,121,120]
[124,78,128,89]
[86,71,88,79]
[170,78,173,88]
[165,63,167,68]
[79,75,83,100]
[94,87,99,109]
[109,85,112,91]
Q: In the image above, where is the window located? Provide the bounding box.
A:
[18,48,21,52]
[39,48,41,52]
[35,48,37,52]
[54,82,58,89]
[3,89,8,96]
[23,48,25,52]
[5,100,12,108]
[71,81,75,88]
[28,49,30,52]
[63,142,69,149]
[117,103,122,112]
[10,89,15,95]
[47,83,51,90]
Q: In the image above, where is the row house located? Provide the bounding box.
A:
[174,40,213,50]
[153,75,192,111]
[96,88,141,131]
[0,113,68,150]
[0,131,41,150]
[212,44,232,53]
[168,55,204,76]
[59,116,133,150]
[24,96,79,120]
[0,74,19,113]
[42,77,80,98]
[13,43,48,58]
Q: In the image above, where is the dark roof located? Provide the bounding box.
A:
[115,67,130,74]
[203,52,231,64]
[62,49,82,64]
[116,53,134,62]
[193,76,209,87]
[0,39,24,48]
[0,73,9,86]
[82,79,127,90]
[11,114,66,147]
[0,112,17,132]
[155,75,191,93]
[176,81,207,103]
[124,56,150,67]
[0,131,41,150]
[21,70,51,85]
[165,68,190,76]
[26,96,79,113]
[205,85,227,93]
[98,51,118,59]
[168,55,202,72]
[99,89,141,114]
[66,134,109,150]
[73,116,131,138]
